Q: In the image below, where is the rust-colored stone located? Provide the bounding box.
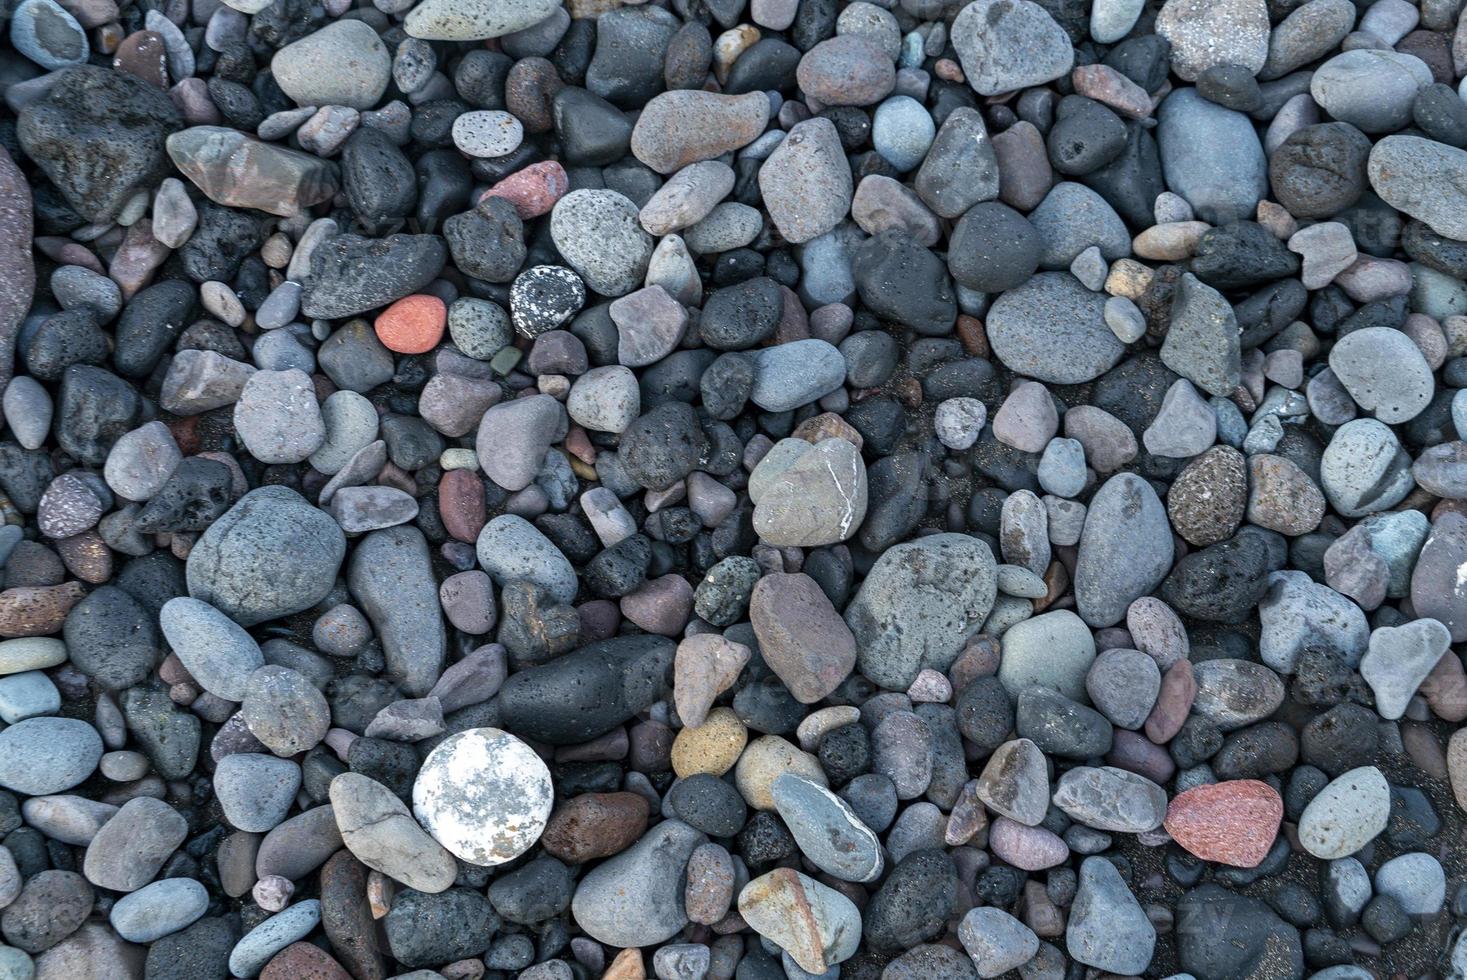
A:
[437,468,486,543]
[260,942,352,980]
[1164,779,1282,868]
[540,792,650,864]
[1145,658,1196,745]
[0,581,86,636]
[319,850,385,980]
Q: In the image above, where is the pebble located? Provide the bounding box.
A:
[771,773,882,882]
[1074,474,1174,628]
[988,273,1124,383]
[1328,326,1434,422]
[1374,852,1446,915]
[951,0,1073,96]
[83,797,187,892]
[330,773,457,893]
[737,869,860,975]
[109,878,207,943]
[796,36,895,107]
[412,728,552,866]
[213,753,300,833]
[1311,50,1432,134]
[1157,89,1268,223]
[571,820,705,948]
[1370,134,1467,241]
[271,21,389,111]
[1066,856,1155,974]
[1052,765,1168,832]
[759,119,853,245]
[1297,766,1391,859]
[0,717,101,796]
[750,437,867,547]
[228,901,321,978]
[0,3,1460,975]
[1359,617,1450,720]
[1155,0,1269,80]
[158,596,262,701]
[1163,780,1283,867]
[550,190,653,297]
[629,90,769,174]
[958,907,1039,978]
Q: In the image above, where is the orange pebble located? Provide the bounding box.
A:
[375,294,446,354]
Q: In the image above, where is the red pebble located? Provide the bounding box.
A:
[1164,779,1282,868]
[480,160,569,219]
[375,294,445,354]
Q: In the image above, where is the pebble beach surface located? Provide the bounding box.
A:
[0,0,1466,978]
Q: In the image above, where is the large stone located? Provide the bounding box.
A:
[1369,135,1467,242]
[0,148,33,392]
[1297,765,1390,859]
[1157,89,1268,224]
[300,234,447,320]
[405,0,559,40]
[17,65,181,222]
[845,533,998,690]
[738,868,861,974]
[186,487,346,626]
[758,118,853,245]
[271,21,389,110]
[1162,272,1242,397]
[950,0,1073,96]
[571,820,706,948]
[1066,857,1156,974]
[498,635,674,744]
[412,728,553,867]
[348,526,445,698]
[330,773,457,893]
[770,774,883,883]
[167,128,337,218]
[1073,474,1174,627]
[1155,0,1269,80]
[986,273,1124,384]
[750,572,857,703]
[749,438,867,547]
[158,597,263,701]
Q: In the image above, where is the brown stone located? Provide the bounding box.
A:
[319,850,385,980]
[113,31,169,88]
[1071,63,1152,119]
[166,126,338,218]
[1167,446,1247,546]
[0,582,86,637]
[1164,779,1282,867]
[438,468,486,543]
[1246,454,1325,536]
[540,792,650,864]
[673,633,751,728]
[261,943,351,980]
[748,572,857,704]
[1144,659,1196,744]
[955,314,989,358]
[790,412,863,450]
[55,532,111,584]
[603,947,646,980]
[1419,649,1467,722]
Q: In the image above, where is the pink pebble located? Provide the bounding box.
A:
[481,160,569,220]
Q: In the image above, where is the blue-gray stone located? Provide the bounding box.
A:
[1157,88,1267,223]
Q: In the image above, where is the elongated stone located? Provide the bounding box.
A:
[167,127,338,218]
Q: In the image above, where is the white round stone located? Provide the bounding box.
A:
[451,110,524,159]
[411,727,552,866]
